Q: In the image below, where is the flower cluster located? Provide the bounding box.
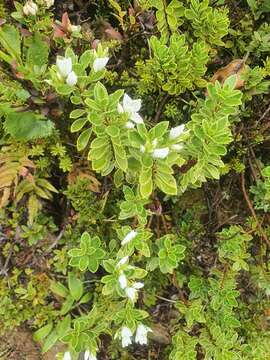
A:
[117,255,144,303]
[120,324,152,348]
[139,123,186,160]
[62,350,97,360]
[56,57,77,86]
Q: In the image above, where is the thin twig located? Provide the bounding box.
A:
[160,214,168,233]
[0,247,13,276]
[46,225,67,253]
[240,172,270,247]
[258,103,270,123]
[155,295,177,304]
[154,93,169,122]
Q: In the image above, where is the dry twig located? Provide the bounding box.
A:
[240,172,270,247]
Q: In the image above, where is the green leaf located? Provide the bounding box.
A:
[155,172,177,195]
[33,323,53,342]
[88,258,99,273]
[68,272,83,301]
[50,281,68,298]
[60,296,74,315]
[140,177,153,198]
[68,248,83,257]
[79,256,89,271]
[70,109,87,119]
[80,50,94,68]
[149,121,169,139]
[94,82,108,102]
[71,118,88,133]
[56,315,71,337]
[223,74,237,89]
[0,24,21,63]
[106,125,120,138]
[77,128,92,151]
[4,111,54,141]
[26,33,49,68]
[41,330,58,353]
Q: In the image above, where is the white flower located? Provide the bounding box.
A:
[116,256,129,267]
[133,282,144,289]
[118,273,128,289]
[125,282,143,302]
[152,147,169,159]
[171,144,183,151]
[121,230,137,245]
[126,121,135,129]
[84,350,96,360]
[125,287,137,302]
[121,326,133,348]
[140,145,145,153]
[44,0,54,7]
[63,351,72,360]
[169,124,185,140]
[93,57,109,72]
[135,324,152,345]
[118,94,143,125]
[66,71,78,86]
[56,57,73,78]
[23,0,38,15]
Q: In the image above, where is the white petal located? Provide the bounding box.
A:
[84,350,90,360]
[121,326,133,337]
[121,326,133,338]
[121,336,132,348]
[84,351,97,360]
[123,94,141,113]
[133,282,144,289]
[169,124,185,140]
[121,326,133,347]
[66,71,77,86]
[89,355,97,360]
[56,57,72,78]
[125,287,137,302]
[140,145,145,153]
[135,324,152,345]
[152,147,169,159]
[118,274,128,289]
[130,112,144,124]
[116,256,129,267]
[93,57,109,72]
[63,352,72,360]
[126,121,135,129]
[121,230,137,245]
[171,144,183,151]
[117,103,124,113]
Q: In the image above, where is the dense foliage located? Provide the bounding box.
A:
[0,0,270,359]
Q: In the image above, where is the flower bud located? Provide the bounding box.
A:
[66,71,77,86]
[56,57,72,78]
[23,0,38,16]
